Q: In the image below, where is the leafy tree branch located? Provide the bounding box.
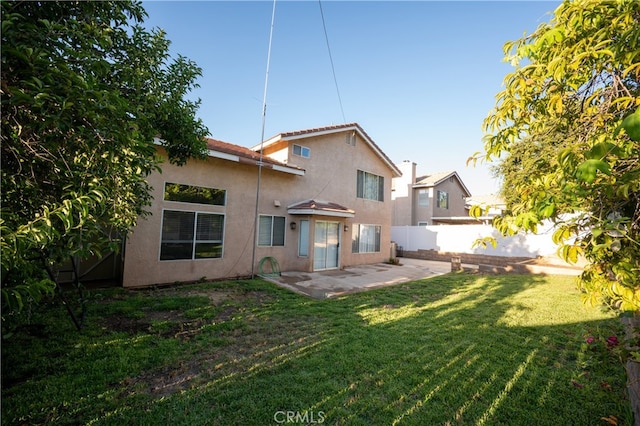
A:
[475,0,640,311]
[1,0,209,329]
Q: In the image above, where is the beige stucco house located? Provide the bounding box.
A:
[122,123,402,288]
[391,160,472,226]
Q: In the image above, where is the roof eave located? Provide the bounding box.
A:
[288,208,355,218]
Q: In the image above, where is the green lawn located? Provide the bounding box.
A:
[2,273,632,425]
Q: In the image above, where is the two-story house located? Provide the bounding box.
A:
[121,123,401,288]
[391,160,471,226]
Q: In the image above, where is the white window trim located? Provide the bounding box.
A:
[292,144,310,158]
[417,189,429,207]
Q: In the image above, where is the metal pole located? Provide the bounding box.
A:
[251,0,277,278]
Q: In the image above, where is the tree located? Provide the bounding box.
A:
[473,0,640,311]
[1,0,209,327]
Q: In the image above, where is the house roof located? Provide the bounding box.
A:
[287,199,355,218]
[253,123,402,178]
[154,136,304,176]
[413,171,471,197]
[465,193,505,207]
[204,138,305,176]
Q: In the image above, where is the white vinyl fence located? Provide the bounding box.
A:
[391,224,558,258]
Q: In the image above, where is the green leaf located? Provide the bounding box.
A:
[576,159,611,183]
[614,107,640,141]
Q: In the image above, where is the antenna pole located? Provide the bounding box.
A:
[251,0,277,278]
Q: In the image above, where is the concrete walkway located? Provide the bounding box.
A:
[263,258,462,299]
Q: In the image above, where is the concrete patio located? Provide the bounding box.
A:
[263,258,463,299]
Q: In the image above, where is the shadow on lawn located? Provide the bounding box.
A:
[1,274,631,425]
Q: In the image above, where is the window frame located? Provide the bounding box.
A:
[437,190,449,209]
[163,182,226,206]
[292,144,311,159]
[417,189,430,206]
[356,170,385,202]
[258,215,286,247]
[346,132,356,146]
[298,219,310,257]
[159,209,225,261]
[351,224,382,254]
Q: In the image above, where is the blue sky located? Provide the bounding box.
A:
[142,1,558,195]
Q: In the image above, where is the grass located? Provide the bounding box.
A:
[1,272,632,425]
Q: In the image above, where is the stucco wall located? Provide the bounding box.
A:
[123,132,396,288]
[431,178,468,219]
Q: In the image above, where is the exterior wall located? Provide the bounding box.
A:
[123,149,300,287]
[430,178,468,220]
[123,131,395,288]
[269,131,394,267]
[391,161,415,226]
[412,187,433,225]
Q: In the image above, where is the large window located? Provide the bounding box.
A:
[356,170,384,202]
[351,224,381,253]
[258,215,286,246]
[437,190,449,209]
[164,182,226,206]
[418,189,429,206]
[160,210,224,260]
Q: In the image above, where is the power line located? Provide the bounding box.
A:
[318,0,346,123]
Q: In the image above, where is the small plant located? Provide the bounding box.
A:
[386,257,400,265]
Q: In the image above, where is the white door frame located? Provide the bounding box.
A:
[313,220,341,271]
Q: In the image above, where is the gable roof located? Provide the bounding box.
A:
[413,171,471,197]
[253,123,402,177]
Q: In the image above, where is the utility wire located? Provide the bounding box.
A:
[318,0,346,123]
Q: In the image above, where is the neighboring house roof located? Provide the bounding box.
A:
[413,171,471,197]
[253,123,402,178]
[287,199,355,218]
[465,193,505,208]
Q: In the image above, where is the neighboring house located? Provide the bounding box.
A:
[391,160,472,226]
[122,123,402,288]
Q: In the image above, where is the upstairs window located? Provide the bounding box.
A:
[418,189,429,206]
[293,144,310,158]
[437,190,449,209]
[164,182,226,206]
[356,170,384,202]
[346,132,356,146]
